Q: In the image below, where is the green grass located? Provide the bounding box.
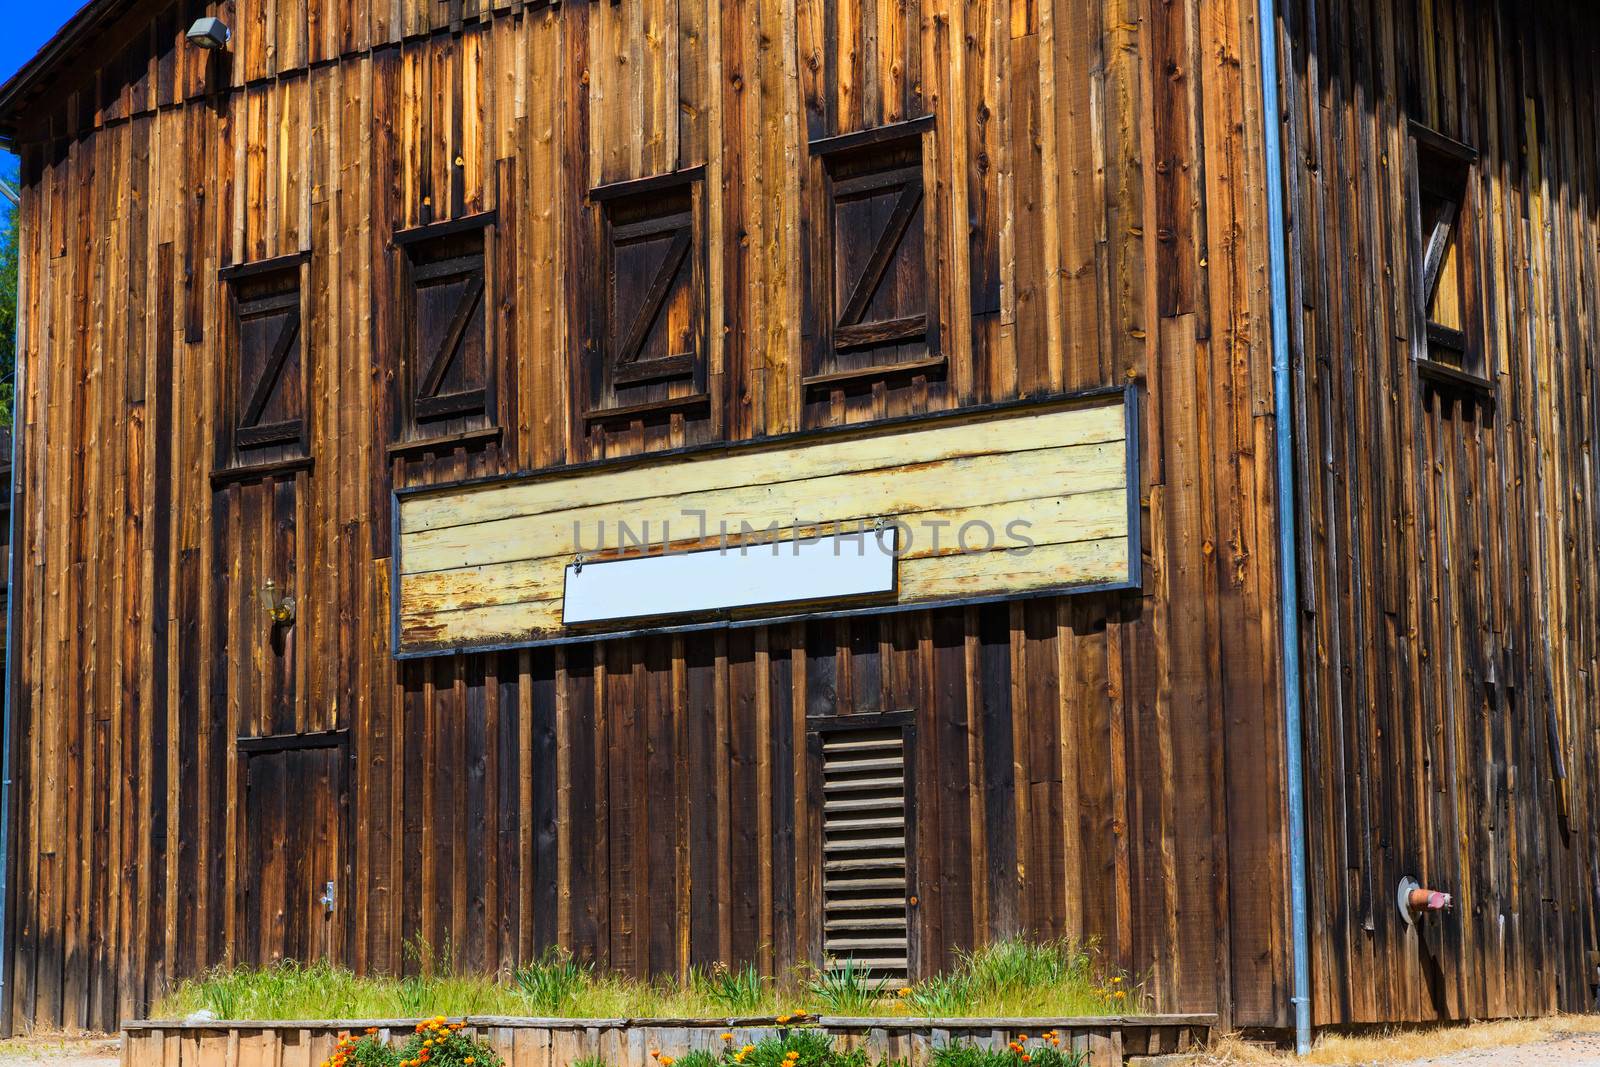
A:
[807,959,886,1015]
[691,963,769,1015]
[511,950,593,1014]
[912,939,1143,1017]
[151,939,1143,1022]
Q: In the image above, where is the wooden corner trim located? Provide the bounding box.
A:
[807,709,916,734]
[402,385,1125,498]
[589,165,707,203]
[583,391,712,425]
[210,455,314,487]
[808,114,935,157]
[236,728,350,755]
[387,424,504,457]
[1408,120,1480,164]
[802,354,947,392]
[1415,357,1495,398]
[219,251,310,282]
[394,210,498,247]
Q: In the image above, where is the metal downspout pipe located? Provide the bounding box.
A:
[1253,0,1313,1056]
[0,173,21,1034]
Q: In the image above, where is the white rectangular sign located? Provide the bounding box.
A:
[562,528,899,626]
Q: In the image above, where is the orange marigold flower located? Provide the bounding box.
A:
[777,1015,791,1025]
[1021,1056,1031,1062]
[721,1034,734,1042]
[661,1058,676,1066]
[465,1059,476,1066]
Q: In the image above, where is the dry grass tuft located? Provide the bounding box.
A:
[1201,1014,1600,1065]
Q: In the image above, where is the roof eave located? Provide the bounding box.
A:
[0,0,135,149]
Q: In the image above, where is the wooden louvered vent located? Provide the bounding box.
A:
[822,726,910,979]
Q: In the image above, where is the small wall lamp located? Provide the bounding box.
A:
[185,17,231,50]
[261,579,297,626]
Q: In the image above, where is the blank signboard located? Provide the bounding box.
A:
[393,388,1138,656]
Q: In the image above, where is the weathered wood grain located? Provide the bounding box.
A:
[394,397,1133,650]
[3,0,1287,1038]
[1280,0,1600,1028]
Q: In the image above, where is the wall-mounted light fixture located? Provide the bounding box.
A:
[260,579,296,627]
[185,17,231,50]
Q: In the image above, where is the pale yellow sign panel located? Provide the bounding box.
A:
[394,392,1136,655]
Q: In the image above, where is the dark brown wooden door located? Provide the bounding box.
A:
[241,742,347,965]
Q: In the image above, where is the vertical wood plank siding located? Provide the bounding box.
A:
[2,0,1287,1035]
[1281,0,1600,1026]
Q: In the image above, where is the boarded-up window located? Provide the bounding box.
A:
[222,254,309,469]
[806,118,942,394]
[585,169,708,425]
[398,215,495,440]
[1408,123,1485,386]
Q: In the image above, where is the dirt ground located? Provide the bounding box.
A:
[1392,1028,1600,1065]
[0,1035,119,1067]
[1203,1015,1600,1066]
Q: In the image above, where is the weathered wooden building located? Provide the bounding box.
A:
[0,0,1595,1042]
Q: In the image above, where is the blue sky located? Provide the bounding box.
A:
[0,0,78,87]
[1,0,81,177]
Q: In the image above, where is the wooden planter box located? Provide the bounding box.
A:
[122,1016,1215,1067]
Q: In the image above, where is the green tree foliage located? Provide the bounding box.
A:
[0,156,16,426]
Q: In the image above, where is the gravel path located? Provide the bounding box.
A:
[1396,1030,1600,1066]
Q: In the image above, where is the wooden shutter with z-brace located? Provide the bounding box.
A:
[805,117,943,398]
[399,216,495,437]
[585,169,709,427]
[222,254,309,467]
